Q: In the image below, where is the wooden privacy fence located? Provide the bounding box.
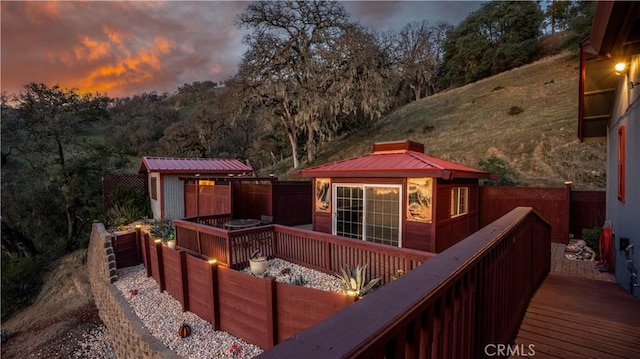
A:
[172,219,435,285]
[111,230,357,349]
[479,183,605,243]
[258,207,552,358]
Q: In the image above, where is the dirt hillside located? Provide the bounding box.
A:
[1,250,104,358]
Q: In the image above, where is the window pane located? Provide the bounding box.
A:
[335,186,363,239]
[365,187,399,246]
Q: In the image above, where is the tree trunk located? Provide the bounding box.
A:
[288,132,300,169]
[306,122,317,164]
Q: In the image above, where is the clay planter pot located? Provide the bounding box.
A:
[167,239,177,249]
[249,257,267,275]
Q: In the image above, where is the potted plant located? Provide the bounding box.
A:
[249,250,267,275]
[150,219,176,249]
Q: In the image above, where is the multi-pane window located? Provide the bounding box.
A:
[334,185,401,247]
[618,126,626,202]
[450,187,468,217]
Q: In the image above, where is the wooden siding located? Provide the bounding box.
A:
[403,220,434,252]
[313,212,332,234]
[435,183,480,252]
[480,185,570,243]
[184,183,230,217]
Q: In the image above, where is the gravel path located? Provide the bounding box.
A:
[76,258,344,359]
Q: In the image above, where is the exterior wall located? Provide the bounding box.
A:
[162,174,186,220]
[435,179,480,253]
[87,223,180,359]
[311,177,437,252]
[608,54,640,297]
[149,172,161,220]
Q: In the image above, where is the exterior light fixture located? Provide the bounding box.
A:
[614,62,627,74]
[345,289,358,297]
[630,81,640,89]
[135,224,141,229]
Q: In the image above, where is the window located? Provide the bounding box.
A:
[618,126,626,202]
[150,177,158,200]
[334,184,401,247]
[450,187,468,217]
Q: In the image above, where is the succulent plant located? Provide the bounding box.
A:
[288,274,307,286]
[336,264,381,297]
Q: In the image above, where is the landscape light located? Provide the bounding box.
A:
[208,259,217,265]
[614,62,627,74]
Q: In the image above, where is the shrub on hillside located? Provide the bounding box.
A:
[1,256,44,320]
[479,155,520,186]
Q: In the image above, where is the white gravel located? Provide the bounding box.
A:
[80,259,344,359]
[72,325,116,359]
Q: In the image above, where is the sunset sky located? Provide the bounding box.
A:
[1,1,481,98]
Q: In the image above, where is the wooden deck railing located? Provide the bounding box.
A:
[257,207,551,358]
[172,220,435,284]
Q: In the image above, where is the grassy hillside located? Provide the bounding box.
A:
[293,52,605,190]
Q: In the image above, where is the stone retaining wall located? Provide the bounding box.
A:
[87,223,181,359]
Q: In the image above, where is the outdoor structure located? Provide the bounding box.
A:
[184,179,313,227]
[579,2,640,297]
[138,156,253,220]
[296,140,494,253]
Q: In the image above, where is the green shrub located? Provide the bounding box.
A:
[149,219,174,242]
[478,155,520,186]
[1,256,44,320]
[106,185,152,226]
[582,227,601,252]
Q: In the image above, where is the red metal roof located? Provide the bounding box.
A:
[296,140,492,180]
[138,157,253,174]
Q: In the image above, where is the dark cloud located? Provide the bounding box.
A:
[344,1,483,30]
[1,1,479,98]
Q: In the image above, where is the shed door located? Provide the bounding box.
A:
[333,184,401,247]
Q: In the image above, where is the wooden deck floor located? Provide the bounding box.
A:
[513,274,640,358]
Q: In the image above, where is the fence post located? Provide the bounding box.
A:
[209,259,220,330]
[155,240,166,292]
[144,232,152,278]
[135,225,142,263]
[266,277,277,348]
[564,181,572,244]
[180,250,189,312]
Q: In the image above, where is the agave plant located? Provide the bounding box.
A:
[288,274,308,286]
[336,264,381,297]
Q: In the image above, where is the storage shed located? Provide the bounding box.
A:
[296,140,495,253]
[138,157,253,220]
